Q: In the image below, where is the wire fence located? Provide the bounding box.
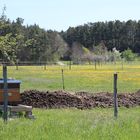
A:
[0,62,139,93]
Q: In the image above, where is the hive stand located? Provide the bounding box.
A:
[0,104,35,119]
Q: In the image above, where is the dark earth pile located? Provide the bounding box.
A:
[20,90,140,109]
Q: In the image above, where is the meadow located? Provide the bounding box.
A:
[0,62,140,140]
[0,108,140,140]
[1,61,140,93]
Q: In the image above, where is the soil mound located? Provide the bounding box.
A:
[20,90,140,109]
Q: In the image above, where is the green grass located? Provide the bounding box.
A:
[0,107,140,140]
[0,62,140,139]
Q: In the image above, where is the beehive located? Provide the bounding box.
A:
[0,79,21,104]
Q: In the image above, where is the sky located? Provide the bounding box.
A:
[0,0,139,31]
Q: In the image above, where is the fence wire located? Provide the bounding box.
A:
[0,62,140,93]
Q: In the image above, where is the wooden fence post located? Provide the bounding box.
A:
[69,61,71,70]
[44,64,46,70]
[61,69,65,90]
[121,59,124,70]
[114,73,118,118]
[95,60,97,70]
[3,65,8,122]
[16,61,18,70]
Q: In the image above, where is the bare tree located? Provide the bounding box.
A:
[71,42,85,64]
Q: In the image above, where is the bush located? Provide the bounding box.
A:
[122,49,137,61]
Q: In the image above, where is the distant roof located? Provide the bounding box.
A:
[0,79,21,84]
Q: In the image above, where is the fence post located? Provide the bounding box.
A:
[114,73,118,118]
[121,59,124,70]
[95,60,97,70]
[61,69,65,90]
[69,60,71,70]
[44,64,46,70]
[16,61,18,70]
[3,65,8,122]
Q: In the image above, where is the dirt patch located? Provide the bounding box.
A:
[20,90,140,109]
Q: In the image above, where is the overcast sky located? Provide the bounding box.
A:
[0,0,139,31]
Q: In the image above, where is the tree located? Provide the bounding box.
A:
[122,49,136,61]
[71,42,85,64]
[0,34,17,63]
[93,42,107,55]
[62,20,140,55]
[45,31,68,62]
[78,46,94,64]
[112,47,121,62]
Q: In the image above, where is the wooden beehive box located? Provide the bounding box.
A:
[0,79,21,104]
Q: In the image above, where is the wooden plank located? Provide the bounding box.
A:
[0,105,33,112]
[18,104,32,109]
[9,105,32,112]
